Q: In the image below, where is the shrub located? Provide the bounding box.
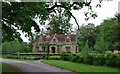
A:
[71,54,80,62]
[55,52,120,68]
[84,54,94,65]
[62,52,120,68]
[60,53,74,61]
[104,53,120,68]
[76,55,84,63]
[48,56,60,60]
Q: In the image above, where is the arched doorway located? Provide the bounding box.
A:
[51,47,56,53]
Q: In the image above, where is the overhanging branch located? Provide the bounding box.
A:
[46,3,80,30]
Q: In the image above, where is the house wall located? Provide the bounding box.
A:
[71,44,77,54]
[49,45,58,53]
[113,50,120,54]
[61,44,77,54]
[60,45,66,52]
[32,42,78,54]
[38,46,42,51]
[32,35,78,54]
[32,46,36,52]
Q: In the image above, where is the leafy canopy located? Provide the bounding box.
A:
[2,1,102,42]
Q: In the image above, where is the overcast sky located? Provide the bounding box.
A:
[19,0,120,42]
[70,0,119,28]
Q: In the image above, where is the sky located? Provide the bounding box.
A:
[18,0,120,42]
[70,0,119,29]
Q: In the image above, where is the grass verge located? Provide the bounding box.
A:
[42,60,119,73]
[2,55,34,62]
[0,62,21,72]
[3,58,34,62]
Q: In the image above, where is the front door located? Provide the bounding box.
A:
[51,47,55,53]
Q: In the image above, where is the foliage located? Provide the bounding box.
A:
[77,23,96,52]
[2,40,32,53]
[77,14,120,52]
[7,55,41,60]
[71,54,80,62]
[48,56,60,60]
[2,2,48,42]
[42,60,119,72]
[60,52,74,61]
[60,52,120,68]
[77,13,120,52]
[47,8,73,34]
[94,36,110,53]
[113,42,120,46]
[94,14,120,51]
[0,44,2,52]
[82,40,91,52]
[2,1,102,42]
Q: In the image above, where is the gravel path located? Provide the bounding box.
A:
[2,58,79,74]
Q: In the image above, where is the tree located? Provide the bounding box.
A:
[47,7,73,34]
[77,23,96,51]
[2,39,32,53]
[82,40,90,53]
[2,1,102,42]
[94,35,109,53]
[2,2,48,42]
[94,13,120,51]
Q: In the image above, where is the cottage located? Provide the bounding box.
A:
[32,28,78,54]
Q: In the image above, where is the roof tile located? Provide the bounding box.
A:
[35,34,77,42]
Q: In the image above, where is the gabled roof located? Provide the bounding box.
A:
[34,34,77,42]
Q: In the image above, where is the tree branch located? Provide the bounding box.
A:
[46,3,80,30]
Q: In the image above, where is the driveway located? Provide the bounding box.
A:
[2,58,79,74]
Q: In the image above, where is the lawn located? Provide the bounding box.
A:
[2,54,34,62]
[3,58,34,62]
[42,60,119,74]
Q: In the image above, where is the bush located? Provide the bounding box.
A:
[76,55,84,63]
[60,52,120,68]
[60,53,74,61]
[83,54,94,65]
[71,54,80,62]
[48,56,60,60]
[104,53,120,67]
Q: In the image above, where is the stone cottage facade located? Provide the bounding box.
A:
[32,28,78,54]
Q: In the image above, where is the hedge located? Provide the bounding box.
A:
[60,52,120,68]
[48,56,61,60]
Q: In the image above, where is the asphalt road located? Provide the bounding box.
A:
[1,58,79,74]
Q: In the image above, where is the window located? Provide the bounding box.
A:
[65,47,70,53]
[36,47,39,50]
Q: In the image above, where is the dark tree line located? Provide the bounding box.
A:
[2,39,32,53]
[77,14,120,52]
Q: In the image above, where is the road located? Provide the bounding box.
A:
[1,58,79,74]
